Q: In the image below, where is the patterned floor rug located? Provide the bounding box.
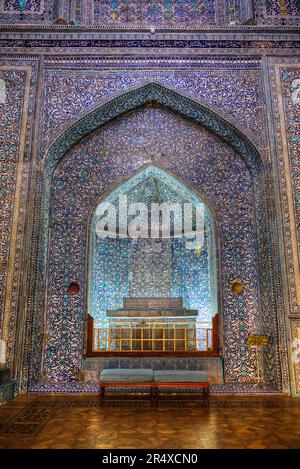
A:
[0,401,59,436]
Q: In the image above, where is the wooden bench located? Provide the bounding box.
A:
[99,369,209,401]
[153,370,209,399]
[99,369,155,401]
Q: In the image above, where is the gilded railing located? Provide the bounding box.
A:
[92,321,212,352]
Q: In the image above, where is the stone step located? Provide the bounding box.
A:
[123,297,183,309]
[106,308,198,318]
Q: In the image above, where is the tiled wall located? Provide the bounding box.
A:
[82,356,224,385]
[45,104,260,384]
[1,1,300,25]
[0,50,299,394]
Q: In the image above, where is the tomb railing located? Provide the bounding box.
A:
[86,314,219,357]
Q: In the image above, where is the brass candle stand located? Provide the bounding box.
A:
[247,335,269,387]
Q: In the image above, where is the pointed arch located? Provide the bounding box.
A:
[44,82,262,178]
[87,164,219,346]
[90,163,217,223]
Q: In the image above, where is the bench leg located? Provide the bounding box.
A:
[155,384,159,401]
[150,384,155,403]
[100,384,105,402]
[203,386,209,400]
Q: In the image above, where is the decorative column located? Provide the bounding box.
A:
[239,0,255,25]
[53,0,70,23]
[84,0,94,25]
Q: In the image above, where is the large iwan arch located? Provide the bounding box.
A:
[23,83,286,394]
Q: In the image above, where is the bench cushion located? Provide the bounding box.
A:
[100,368,153,382]
[154,370,208,383]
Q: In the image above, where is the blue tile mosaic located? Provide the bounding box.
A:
[44,104,261,384]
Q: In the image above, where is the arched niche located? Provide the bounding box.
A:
[25,83,283,392]
[88,165,219,353]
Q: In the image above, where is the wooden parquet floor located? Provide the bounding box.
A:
[0,394,300,449]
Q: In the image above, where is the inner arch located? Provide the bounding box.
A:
[88,165,218,352]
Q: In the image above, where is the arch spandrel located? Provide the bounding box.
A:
[44,83,263,180]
